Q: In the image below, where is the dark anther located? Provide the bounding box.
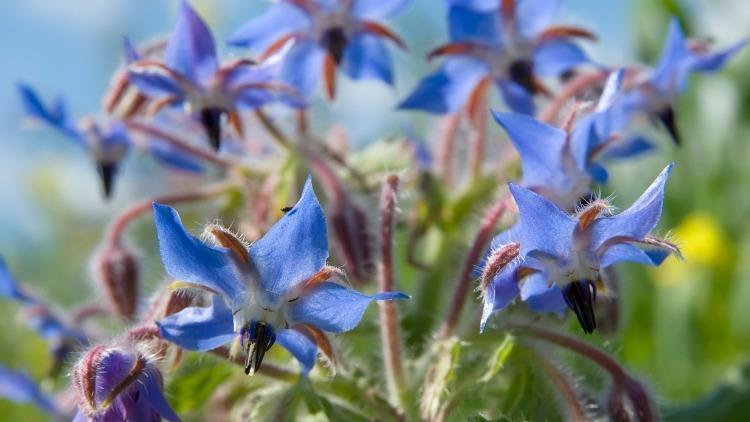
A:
[508,60,535,93]
[657,106,680,145]
[97,162,118,199]
[243,321,276,376]
[200,107,225,150]
[562,279,597,334]
[321,27,348,64]
[281,206,293,213]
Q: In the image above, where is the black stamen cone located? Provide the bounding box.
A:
[97,162,118,199]
[200,107,225,150]
[509,60,535,93]
[244,321,276,376]
[321,27,348,64]
[562,279,597,334]
[657,106,680,145]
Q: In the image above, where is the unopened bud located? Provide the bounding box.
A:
[329,198,374,283]
[72,344,179,421]
[95,245,139,320]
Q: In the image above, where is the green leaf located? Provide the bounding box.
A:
[480,334,515,383]
[166,356,236,414]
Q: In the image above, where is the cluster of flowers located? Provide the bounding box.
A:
[2,0,745,420]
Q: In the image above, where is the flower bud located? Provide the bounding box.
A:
[94,245,139,320]
[72,344,179,421]
[329,198,374,284]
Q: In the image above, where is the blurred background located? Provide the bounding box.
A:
[0,0,748,420]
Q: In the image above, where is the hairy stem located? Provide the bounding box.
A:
[255,109,292,150]
[437,191,511,338]
[436,114,461,186]
[105,180,234,247]
[377,175,406,408]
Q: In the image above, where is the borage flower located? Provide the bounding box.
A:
[71,343,179,422]
[620,18,747,144]
[400,0,593,116]
[480,164,680,334]
[18,84,202,199]
[491,69,640,210]
[154,177,407,375]
[128,0,302,150]
[228,0,410,98]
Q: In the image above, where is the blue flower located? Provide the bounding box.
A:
[491,69,633,210]
[0,364,57,415]
[153,177,408,375]
[480,164,680,333]
[228,0,410,99]
[18,83,203,198]
[0,257,87,373]
[620,18,747,144]
[400,0,592,115]
[128,0,304,150]
[71,344,179,422]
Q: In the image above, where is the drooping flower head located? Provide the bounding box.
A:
[128,0,303,150]
[619,18,747,144]
[228,0,410,99]
[0,364,58,415]
[17,84,203,199]
[71,343,179,421]
[153,177,407,375]
[480,164,680,334]
[400,0,593,116]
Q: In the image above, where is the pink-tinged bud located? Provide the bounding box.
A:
[94,245,139,320]
[72,344,179,421]
[480,242,521,291]
[329,198,374,284]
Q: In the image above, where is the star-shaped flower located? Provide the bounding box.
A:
[128,0,302,150]
[228,0,410,99]
[400,0,593,115]
[18,83,203,199]
[153,177,408,375]
[619,18,747,144]
[480,164,680,333]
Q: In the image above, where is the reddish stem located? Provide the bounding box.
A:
[437,191,511,338]
[537,70,609,125]
[377,175,406,405]
[125,120,237,168]
[105,181,233,247]
[436,114,461,186]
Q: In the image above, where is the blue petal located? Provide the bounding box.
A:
[136,369,180,422]
[152,203,246,301]
[601,136,654,160]
[0,258,35,304]
[248,177,328,299]
[533,40,588,77]
[288,282,408,332]
[492,111,567,189]
[351,0,411,19]
[445,0,497,11]
[227,2,311,51]
[341,33,393,84]
[520,274,567,313]
[600,243,663,268]
[157,296,235,351]
[590,163,673,251]
[496,80,535,115]
[276,329,318,375]
[688,39,747,72]
[165,0,218,86]
[17,83,83,144]
[480,258,521,332]
[148,139,204,173]
[508,183,577,258]
[280,40,325,98]
[650,18,691,93]
[596,69,625,112]
[0,365,57,414]
[447,6,500,43]
[122,37,140,63]
[587,162,609,183]
[399,56,489,113]
[516,0,561,39]
[127,66,187,98]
